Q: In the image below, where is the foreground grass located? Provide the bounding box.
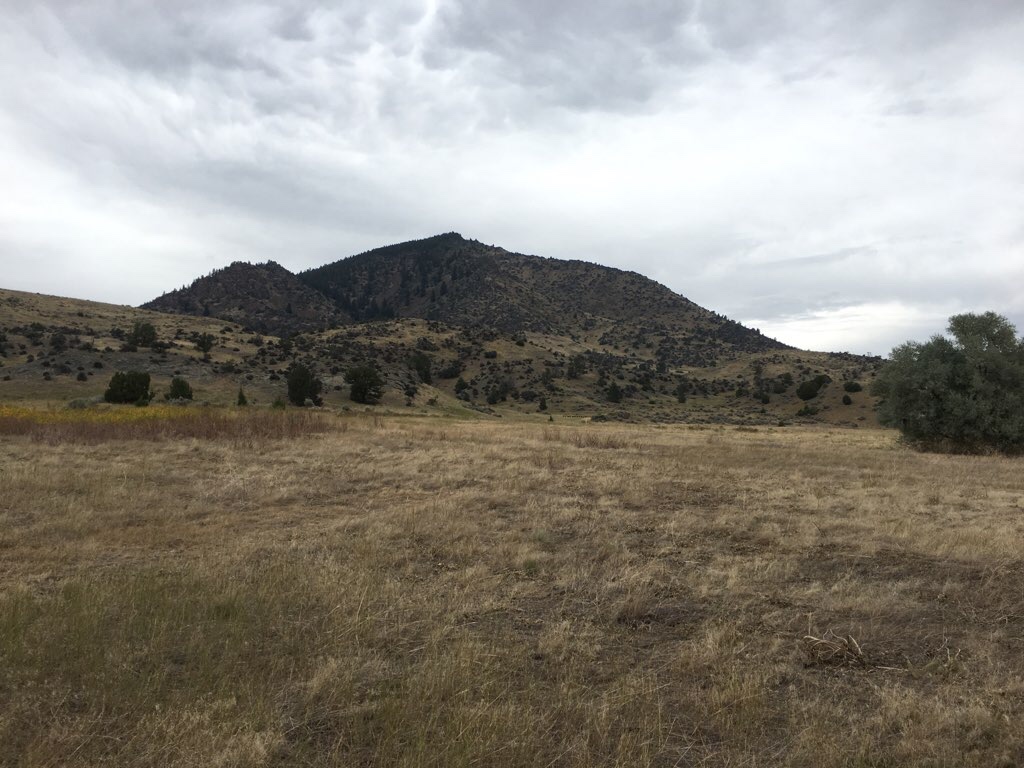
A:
[1,417,1023,766]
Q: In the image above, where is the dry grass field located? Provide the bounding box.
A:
[2,411,1023,766]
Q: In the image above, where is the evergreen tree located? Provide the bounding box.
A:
[287,363,323,406]
[345,365,385,405]
[195,333,215,359]
[166,377,193,400]
[104,371,153,404]
[127,321,157,348]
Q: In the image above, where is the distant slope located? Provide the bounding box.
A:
[143,261,346,335]
[299,233,786,362]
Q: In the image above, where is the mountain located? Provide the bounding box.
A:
[143,260,346,335]
[144,234,786,367]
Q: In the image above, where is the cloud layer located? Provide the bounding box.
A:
[2,0,1022,353]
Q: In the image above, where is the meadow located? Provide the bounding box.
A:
[1,408,1023,766]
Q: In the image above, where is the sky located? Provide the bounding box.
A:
[1,1,1022,355]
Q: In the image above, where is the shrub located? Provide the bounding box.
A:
[437,360,462,379]
[287,363,323,406]
[195,333,215,358]
[566,355,586,379]
[237,387,248,406]
[345,365,384,405]
[606,382,623,403]
[843,381,863,393]
[166,377,193,401]
[454,377,469,394]
[104,371,153,404]
[873,311,1024,453]
[127,322,157,348]
[797,375,831,401]
[842,394,853,405]
[50,333,67,352]
[409,352,432,384]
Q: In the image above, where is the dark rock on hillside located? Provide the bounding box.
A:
[142,261,346,336]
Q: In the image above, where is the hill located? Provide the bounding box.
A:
[143,260,346,335]
[142,234,785,369]
[0,287,882,426]
[298,233,782,360]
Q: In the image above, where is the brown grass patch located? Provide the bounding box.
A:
[0,404,336,444]
[1,420,1022,766]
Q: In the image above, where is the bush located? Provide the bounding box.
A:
[437,360,462,379]
[50,333,67,352]
[873,311,1024,453]
[409,352,432,384]
[345,365,384,405]
[104,371,153,404]
[797,375,831,401]
[127,322,157,348]
[166,377,193,401]
[606,382,623,403]
[237,387,248,406]
[843,381,863,393]
[842,394,853,405]
[195,333,215,358]
[287,363,323,406]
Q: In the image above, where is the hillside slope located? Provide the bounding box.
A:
[1,287,881,426]
[143,261,347,335]
[299,233,785,362]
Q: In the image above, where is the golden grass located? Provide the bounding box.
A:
[1,418,1023,766]
[0,404,335,444]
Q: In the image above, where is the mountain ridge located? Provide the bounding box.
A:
[144,259,348,334]
[144,233,787,368]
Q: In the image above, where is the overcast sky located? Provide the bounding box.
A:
[2,1,1022,354]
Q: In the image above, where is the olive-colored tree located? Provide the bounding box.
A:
[873,312,1024,452]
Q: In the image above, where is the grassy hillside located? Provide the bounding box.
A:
[2,413,1022,766]
[0,288,881,425]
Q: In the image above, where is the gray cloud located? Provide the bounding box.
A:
[1,0,1022,354]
